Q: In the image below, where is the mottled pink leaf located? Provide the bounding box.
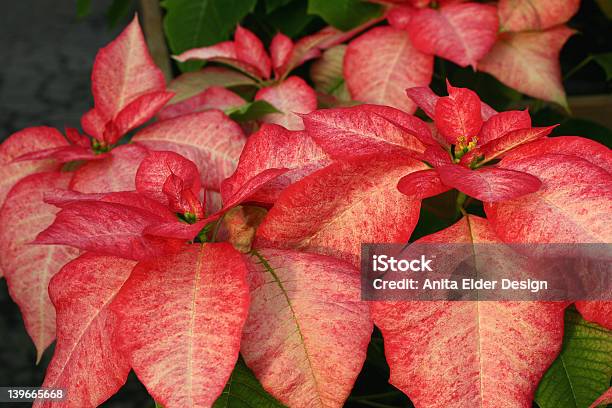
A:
[478,110,532,145]
[15,146,103,164]
[158,86,244,120]
[70,143,149,193]
[407,86,497,122]
[135,151,202,211]
[92,16,166,124]
[242,248,372,408]
[499,0,580,32]
[0,127,66,208]
[0,172,78,360]
[81,108,106,142]
[387,5,417,29]
[478,27,575,108]
[501,136,612,173]
[220,168,289,210]
[222,124,331,203]
[486,154,612,243]
[132,110,246,190]
[371,215,566,408]
[437,164,541,202]
[361,104,436,146]
[423,144,452,166]
[34,254,135,408]
[397,169,451,199]
[111,90,175,142]
[407,3,498,68]
[235,25,272,79]
[281,21,382,77]
[344,26,433,113]
[256,154,427,266]
[301,105,426,159]
[111,244,249,408]
[36,194,180,261]
[167,67,255,104]
[435,84,483,143]
[174,41,237,62]
[174,41,262,79]
[575,301,612,330]
[255,76,317,130]
[270,33,293,78]
[474,126,556,164]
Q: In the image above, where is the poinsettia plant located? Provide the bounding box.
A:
[1,1,611,407]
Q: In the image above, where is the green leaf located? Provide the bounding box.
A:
[307,0,382,31]
[310,45,346,93]
[592,53,612,81]
[162,0,257,71]
[265,0,293,13]
[266,0,319,38]
[168,68,257,103]
[106,0,134,28]
[213,358,286,407]
[226,100,280,122]
[535,307,612,408]
[76,0,91,18]
[596,0,612,20]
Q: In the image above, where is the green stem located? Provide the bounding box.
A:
[456,192,468,216]
[563,55,593,81]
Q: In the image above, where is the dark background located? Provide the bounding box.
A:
[0,1,610,407]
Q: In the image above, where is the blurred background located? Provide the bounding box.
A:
[0,0,610,407]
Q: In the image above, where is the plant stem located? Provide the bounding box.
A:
[563,55,593,81]
[456,192,468,216]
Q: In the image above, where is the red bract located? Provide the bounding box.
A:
[84,16,173,146]
[173,23,388,129]
[241,248,372,408]
[371,216,567,407]
[221,124,331,204]
[348,0,579,107]
[34,254,135,408]
[498,0,580,32]
[0,172,79,360]
[257,154,427,266]
[397,82,556,202]
[0,127,65,210]
[13,17,174,167]
[399,2,499,68]
[1,16,175,201]
[111,244,250,408]
[36,149,285,259]
[157,86,245,120]
[255,76,317,130]
[344,26,433,112]
[478,26,575,108]
[132,110,246,191]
